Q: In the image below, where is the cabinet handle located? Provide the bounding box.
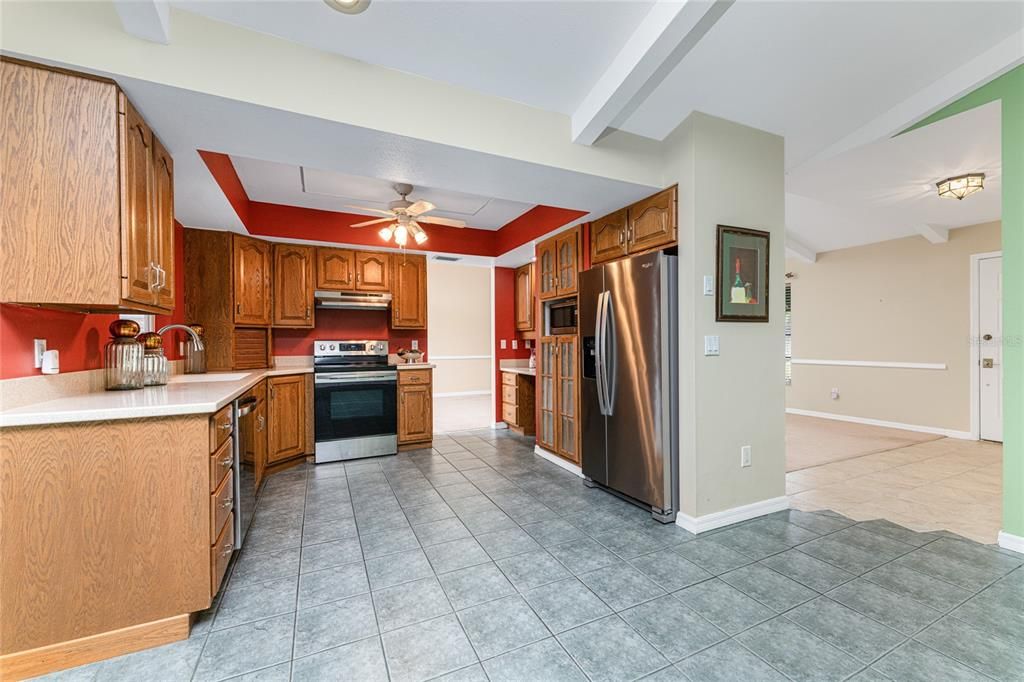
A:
[221,497,233,509]
[156,265,165,290]
[618,229,625,245]
[220,544,233,558]
[220,456,232,467]
[257,415,265,431]
[148,261,158,291]
[236,303,242,315]
[219,422,232,431]
[305,305,311,320]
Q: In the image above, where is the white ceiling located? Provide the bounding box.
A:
[171,0,655,115]
[787,101,1002,254]
[232,156,535,230]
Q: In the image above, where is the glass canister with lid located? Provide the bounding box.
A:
[137,332,169,386]
[104,320,145,390]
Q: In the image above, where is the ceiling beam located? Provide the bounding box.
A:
[916,224,950,244]
[114,0,171,44]
[785,235,818,263]
[571,0,733,146]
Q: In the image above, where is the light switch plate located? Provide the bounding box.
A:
[411,339,419,350]
[512,339,518,350]
[704,335,720,356]
[703,275,714,296]
[34,339,46,368]
[500,339,507,349]
[741,445,752,467]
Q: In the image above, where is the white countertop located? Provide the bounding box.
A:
[0,367,312,429]
[501,367,536,377]
[393,363,435,370]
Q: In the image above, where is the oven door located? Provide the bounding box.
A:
[314,371,398,462]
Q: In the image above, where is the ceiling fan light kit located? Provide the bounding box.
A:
[323,0,371,15]
[937,172,984,200]
[348,183,466,247]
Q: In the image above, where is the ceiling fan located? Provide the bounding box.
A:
[347,183,465,247]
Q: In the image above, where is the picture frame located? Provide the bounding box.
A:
[716,225,770,322]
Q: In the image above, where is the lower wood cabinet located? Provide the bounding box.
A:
[537,336,578,463]
[268,374,308,464]
[501,371,535,436]
[398,369,433,446]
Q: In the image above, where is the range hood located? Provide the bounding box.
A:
[315,290,392,310]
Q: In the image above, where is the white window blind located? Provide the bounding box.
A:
[784,283,792,385]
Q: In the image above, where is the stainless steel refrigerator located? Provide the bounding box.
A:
[580,250,678,522]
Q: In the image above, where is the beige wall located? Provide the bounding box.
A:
[665,112,787,519]
[786,221,1001,433]
[427,261,492,395]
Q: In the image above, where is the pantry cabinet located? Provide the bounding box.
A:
[273,243,315,327]
[1,58,176,313]
[536,336,578,463]
[590,186,677,266]
[268,374,306,464]
[391,253,428,329]
[514,263,535,332]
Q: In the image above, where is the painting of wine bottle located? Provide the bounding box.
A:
[716,225,770,322]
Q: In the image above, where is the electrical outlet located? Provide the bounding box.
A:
[34,339,47,368]
[411,340,419,350]
[704,335,720,356]
[831,387,840,400]
[525,339,532,349]
[500,339,507,350]
[512,339,518,350]
[741,445,752,467]
[703,275,714,296]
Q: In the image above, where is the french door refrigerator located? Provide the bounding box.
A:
[580,250,679,522]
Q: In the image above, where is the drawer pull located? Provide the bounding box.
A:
[220,498,233,509]
[220,544,233,558]
[218,422,232,431]
[220,456,232,467]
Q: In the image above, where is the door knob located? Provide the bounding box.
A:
[982,358,994,369]
[983,334,993,341]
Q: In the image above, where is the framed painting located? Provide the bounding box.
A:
[716,225,770,322]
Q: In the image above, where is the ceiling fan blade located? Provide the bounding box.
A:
[350,218,394,228]
[406,200,435,216]
[344,205,395,217]
[417,215,465,228]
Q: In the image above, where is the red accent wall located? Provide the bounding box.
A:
[0,222,187,380]
[273,308,426,358]
[493,267,534,422]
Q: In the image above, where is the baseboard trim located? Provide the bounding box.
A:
[675,496,790,535]
[785,408,973,440]
[491,421,508,430]
[533,445,583,478]
[998,531,1024,555]
[433,390,491,398]
[0,614,190,680]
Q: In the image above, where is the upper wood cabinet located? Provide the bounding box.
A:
[268,374,306,464]
[589,208,628,266]
[233,236,272,326]
[316,247,355,291]
[391,253,427,329]
[537,239,557,300]
[1,59,175,313]
[273,243,314,328]
[538,226,580,300]
[514,263,535,332]
[628,186,677,253]
[355,252,390,292]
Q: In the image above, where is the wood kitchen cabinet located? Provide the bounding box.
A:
[1,58,175,314]
[536,336,578,463]
[233,236,272,326]
[590,186,677,266]
[268,374,307,464]
[537,226,580,300]
[501,371,535,436]
[273,243,314,327]
[354,251,390,292]
[514,263,535,332]
[537,239,557,300]
[398,369,433,446]
[316,247,355,290]
[391,253,428,329]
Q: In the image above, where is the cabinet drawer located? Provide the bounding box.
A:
[210,469,234,544]
[211,512,234,598]
[502,385,517,405]
[502,403,518,426]
[398,369,432,385]
[209,436,233,493]
[501,372,517,387]
[209,405,232,453]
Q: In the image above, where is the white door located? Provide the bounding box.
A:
[979,256,1002,442]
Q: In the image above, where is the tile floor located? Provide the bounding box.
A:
[40,429,1022,682]
[788,436,1004,543]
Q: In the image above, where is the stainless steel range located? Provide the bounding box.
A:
[313,340,398,463]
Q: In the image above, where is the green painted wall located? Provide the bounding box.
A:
[905,66,1024,539]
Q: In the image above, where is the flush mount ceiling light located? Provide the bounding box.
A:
[324,0,371,14]
[350,183,465,248]
[937,173,985,200]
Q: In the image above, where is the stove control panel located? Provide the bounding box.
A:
[314,340,388,357]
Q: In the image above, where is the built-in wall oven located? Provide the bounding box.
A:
[314,340,398,463]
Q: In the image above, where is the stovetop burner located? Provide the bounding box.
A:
[313,340,392,373]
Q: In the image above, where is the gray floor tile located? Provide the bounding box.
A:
[522,577,613,633]
[365,547,434,590]
[673,578,775,635]
[674,538,755,574]
[640,665,689,682]
[891,547,1003,592]
[243,524,302,555]
[522,519,586,547]
[557,615,668,682]
[291,636,389,682]
[828,527,917,561]
[299,537,362,573]
[302,517,357,545]
[740,518,821,547]
[476,527,543,560]
[861,562,973,612]
[675,640,788,682]
[621,594,726,662]
[855,519,940,547]
[635,520,696,546]
[719,563,818,612]
[915,616,1024,680]
[222,661,292,681]
[360,525,420,559]
[437,482,482,501]
[826,578,942,635]
[578,562,666,611]
[425,537,492,574]
[482,638,588,682]
[403,501,457,525]
[872,641,989,682]
[412,517,472,546]
[949,579,1024,646]
[547,537,623,575]
[736,616,863,682]
[461,508,518,535]
[457,594,549,659]
[381,614,479,682]
[779,509,856,535]
[592,526,668,559]
[704,525,789,560]
[923,537,1023,573]
[230,547,301,587]
[797,536,888,574]
[297,561,370,608]
[433,664,489,681]
[496,549,572,590]
[630,548,713,591]
[294,592,378,658]
[438,562,516,610]
[786,596,905,663]
[213,576,297,631]
[759,549,855,593]
[194,614,294,681]
[372,576,453,632]
[95,634,206,681]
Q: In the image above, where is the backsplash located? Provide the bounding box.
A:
[273,308,427,357]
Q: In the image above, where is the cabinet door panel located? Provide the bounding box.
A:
[555,229,578,296]
[590,209,627,265]
[120,97,156,306]
[355,252,389,292]
[233,236,272,326]
[537,338,557,451]
[514,263,534,332]
[391,253,427,329]
[556,336,579,463]
[268,375,305,463]
[398,383,433,444]
[537,241,557,300]
[273,244,314,327]
[316,247,355,291]
[152,135,175,310]
[628,186,677,253]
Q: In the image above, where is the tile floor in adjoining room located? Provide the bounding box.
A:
[433,394,494,434]
[40,430,1023,682]
[788,436,1003,544]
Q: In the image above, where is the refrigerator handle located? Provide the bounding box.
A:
[596,291,609,416]
[604,291,616,415]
